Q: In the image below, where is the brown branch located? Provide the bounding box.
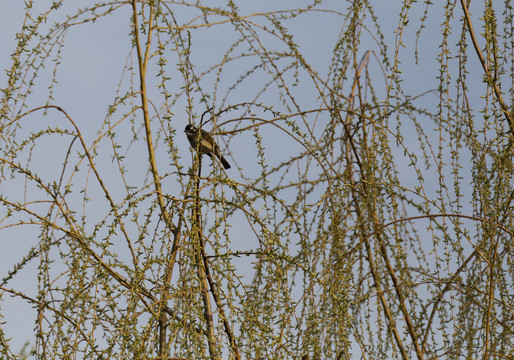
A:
[131,1,175,234]
[376,240,424,360]
[343,212,512,267]
[337,110,410,359]
[15,105,139,264]
[193,158,218,360]
[0,195,201,335]
[0,285,104,359]
[187,153,240,359]
[459,0,514,137]
[130,2,183,358]
[421,249,478,352]
[484,230,500,360]
[335,53,425,358]
[199,230,241,360]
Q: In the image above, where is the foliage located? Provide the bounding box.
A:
[0,0,512,359]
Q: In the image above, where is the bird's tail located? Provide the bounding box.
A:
[220,156,231,169]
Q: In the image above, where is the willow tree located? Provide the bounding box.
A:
[0,0,512,359]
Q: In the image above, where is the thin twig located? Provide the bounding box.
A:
[194,158,218,360]
[131,2,181,357]
[459,0,514,137]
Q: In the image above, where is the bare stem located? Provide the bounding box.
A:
[130,2,181,358]
[193,158,218,360]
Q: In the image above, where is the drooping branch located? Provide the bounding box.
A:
[459,0,514,137]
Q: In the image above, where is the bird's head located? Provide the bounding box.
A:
[184,124,198,135]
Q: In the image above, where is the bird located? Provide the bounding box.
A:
[184,124,231,169]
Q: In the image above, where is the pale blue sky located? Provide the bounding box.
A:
[0,0,508,356]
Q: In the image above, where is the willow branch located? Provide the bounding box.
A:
[131,2,182,357]
[459,0,514,137]
[338,115,409,359]
[193,158,218,360]
[200,232,241,360]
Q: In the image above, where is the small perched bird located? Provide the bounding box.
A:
[184,124,231,169]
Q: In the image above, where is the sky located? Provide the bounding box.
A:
[0,0,508,357]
